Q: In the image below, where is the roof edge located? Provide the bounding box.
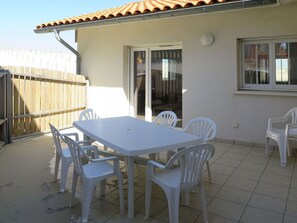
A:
[34,0,278,34]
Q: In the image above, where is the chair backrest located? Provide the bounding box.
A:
[49,123,65,157]
[64,135,85,177]
[287,107,297,124]
[79,108,100,121]
[153,111,177,128]
[166,144,215,190]
[184,117,217,142]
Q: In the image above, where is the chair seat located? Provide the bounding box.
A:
[267,128,284,135]
[83,161,114,179]
[153,168,181,188]
[290,129,297,135]
[267,128,297,137]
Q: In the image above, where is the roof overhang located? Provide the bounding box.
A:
[34,0,279,34]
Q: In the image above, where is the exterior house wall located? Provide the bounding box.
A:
[77,2,297,145]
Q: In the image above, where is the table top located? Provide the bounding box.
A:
[73,116,202,156]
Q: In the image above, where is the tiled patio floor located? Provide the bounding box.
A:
[1,133,297,223]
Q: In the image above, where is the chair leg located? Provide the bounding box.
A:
[165,188,180,223]
[59,158,72,193]
[287,139,292,157]
[54,153,61,182]
[145,177,152,220]
[265,137,270,156]
[117,171,125,215]
[96,180,106,197]
[124,157,128,173]
[183,189,190,206]
[199,182,208,223]
[81,180,96,223]
[206,161,211,183]
[70,171,79,208]
[278,137,287,166]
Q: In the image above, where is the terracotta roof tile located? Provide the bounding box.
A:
[36,0,228,30]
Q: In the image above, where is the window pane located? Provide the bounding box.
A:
[244,43,269,85]
[257,44,269,84]
[275,42,297,85]
[275,42,289,85]
[244,44,256,84]
[290,42,297,85]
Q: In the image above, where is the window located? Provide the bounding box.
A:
[241,38,297,90]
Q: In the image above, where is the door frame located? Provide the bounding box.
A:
[129,45,182,122]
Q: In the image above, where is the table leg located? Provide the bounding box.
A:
[127,156,135,219]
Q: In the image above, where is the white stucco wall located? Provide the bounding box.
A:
[77,2,297,145]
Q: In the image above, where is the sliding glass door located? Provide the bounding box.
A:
[131,47,182,126]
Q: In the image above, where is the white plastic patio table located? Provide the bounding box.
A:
[73,116,202,219]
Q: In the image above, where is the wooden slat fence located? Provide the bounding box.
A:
[1,66,87,140]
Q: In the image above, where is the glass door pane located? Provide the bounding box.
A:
[151,49,182,127]
[133,51,146,120]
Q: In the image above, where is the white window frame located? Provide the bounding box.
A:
[240,37,297,91]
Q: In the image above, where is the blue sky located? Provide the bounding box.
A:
[0,0,133,53]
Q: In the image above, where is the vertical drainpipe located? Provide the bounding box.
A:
[53,29,81,74]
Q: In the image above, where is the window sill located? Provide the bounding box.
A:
[233,90,297,97]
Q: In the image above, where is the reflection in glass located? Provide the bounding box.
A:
[244,44,256,84]
[275,42,297,85]
[134,51,146,119]
[244,43,269,85]
[151,50,182,127]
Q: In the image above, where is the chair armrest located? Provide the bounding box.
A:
[288,123,297,129]
[268,116,291,129]
[77,140,92,146]
[91,156,121,171]
[147,160,166,169]
[90,156,119,162]
[81,145,98,151]
[147,160,166,176]
[61,132,79,141]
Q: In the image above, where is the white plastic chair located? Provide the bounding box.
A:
[183,117,217,182]
[79,108,100,121]
[153,111,178,128]
[145,144,215,223]
[265,107,297,166]
[64,135,124,223]
[79,108,108,150]
[167,117,217,182]
[150,111,178,160]
[49,124,93,193]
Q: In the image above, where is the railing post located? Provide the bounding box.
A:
[6,71,12,143]
[0,70,12,146]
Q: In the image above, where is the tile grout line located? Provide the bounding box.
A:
[237,146,282,222]
[205,143,248,222]
[282,155,296,223]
